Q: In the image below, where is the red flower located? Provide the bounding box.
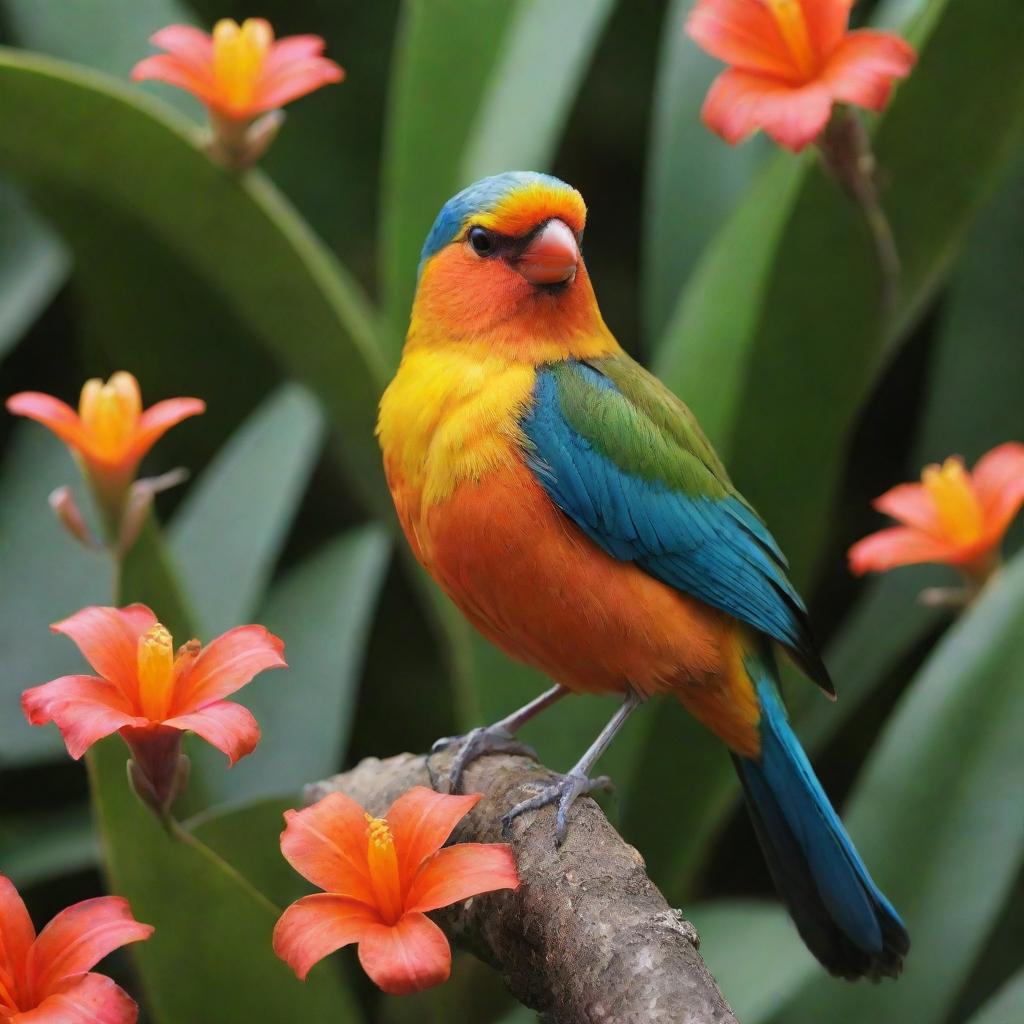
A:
[273,787,519,995]
[131,19,344,122]
[22,605,285,810]
[6,373,203,500]
[687,0,916,151]
[0,874,152,1023]
[849,443,1024,576]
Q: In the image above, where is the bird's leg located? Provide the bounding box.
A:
[431,684,569,794]
[502,688,643,846]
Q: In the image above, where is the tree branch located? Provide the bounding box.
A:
[307,749,738,1024]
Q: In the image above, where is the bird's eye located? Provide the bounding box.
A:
[467,226,496,257]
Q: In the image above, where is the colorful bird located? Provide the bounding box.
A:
[377,171,909,981]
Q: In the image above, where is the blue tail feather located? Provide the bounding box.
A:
[733,650,909,980]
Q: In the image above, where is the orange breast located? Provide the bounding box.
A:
[399,459,761,757]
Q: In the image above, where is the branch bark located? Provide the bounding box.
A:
[307,749,738,1024]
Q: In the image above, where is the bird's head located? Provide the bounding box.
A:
[409,172,614,359]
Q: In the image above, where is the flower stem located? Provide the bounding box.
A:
[818,108,902,319]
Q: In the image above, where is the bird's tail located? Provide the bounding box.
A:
[732,646,909,980]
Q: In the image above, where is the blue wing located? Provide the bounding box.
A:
[520,358,831,693]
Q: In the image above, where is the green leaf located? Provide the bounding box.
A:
[964,969,1024,1024]
[458,0,616,183]
[0,48,390,513]
[169,383,325,637]
[642,0,768,340]
[0,805,96,888]
[0,426,109,766]
[196,526,391,805]
[654,0,1024,589]
[688,902,816,1024]
[379,0,614,358]
[0,180,67,360]
[776,550,1024,1024]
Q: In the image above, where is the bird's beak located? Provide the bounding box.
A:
[515,219,579,286]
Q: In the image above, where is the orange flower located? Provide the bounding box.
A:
[23,605,286,811]
[273,787,520,995]
[0,874,152,1023]
[849,443,1024,577]
[687,0,916,151]
[6,372,203,500]
[131,19,344,122]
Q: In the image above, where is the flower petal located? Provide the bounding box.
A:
[14,973,139,1024]
[820,29,916,112]
[873,481,940,533]
[51,606,155,701]
[384,787,480,883]
[272,895,380,981]
[126,398,205,466]
[263,35,329,75]
[255,58,344,112]
[405,844,519,914]
[356,913,451,996]
[701,67,833,151]
[5,393,87,451]
[971,442,1024,537]
[130,56,219,106]
[802,0,853,59]
[149,24,214,69]
[279,793,375,904]
[848,526,962,575]
[687,0,801,80]
[28,897,152,1002]
[163,701,260,765]
[21,676,143,760]
[0,874,36,985]
[171,625,285,713]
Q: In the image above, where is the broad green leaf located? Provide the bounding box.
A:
[0,49,390,514]
[0,180,67,360]
[964,970,1024,1024]
[642,0,768,340]
[195,526,391,805]
[380,0,614,358]
[654,0,1024,589]
[0,806,96,888]
[190,796,307,909]
[380,0,518,352]
[459,0,615,182]
[777,550,1024,1024]
[170,383,325,637]
[86,524,362,1022]
[0,426,108,766]
[688,902,816,1024]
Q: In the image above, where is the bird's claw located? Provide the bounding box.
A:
[501,769,612,846]
[427,725,537,794]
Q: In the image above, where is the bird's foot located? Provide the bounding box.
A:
[501,769,612,846]
[429,725,537,794]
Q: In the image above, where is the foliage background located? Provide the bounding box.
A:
[0,1,1022,1022]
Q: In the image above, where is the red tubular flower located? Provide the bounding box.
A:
[849,443,1024,578]
[22,605,286,811]
[273,787,520,995]
[687,0,916,151]
[131,19,344,122]
[6,373,203,524]
[0,874,152,1023]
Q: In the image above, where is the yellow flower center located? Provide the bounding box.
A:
[765,0,817,79]
[365,814,404,924]
[212,18,273,113]
[922,457,984,546]
[78,372,141,461]
[137,623,176,721]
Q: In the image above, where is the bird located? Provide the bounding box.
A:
[377,170,909,981]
